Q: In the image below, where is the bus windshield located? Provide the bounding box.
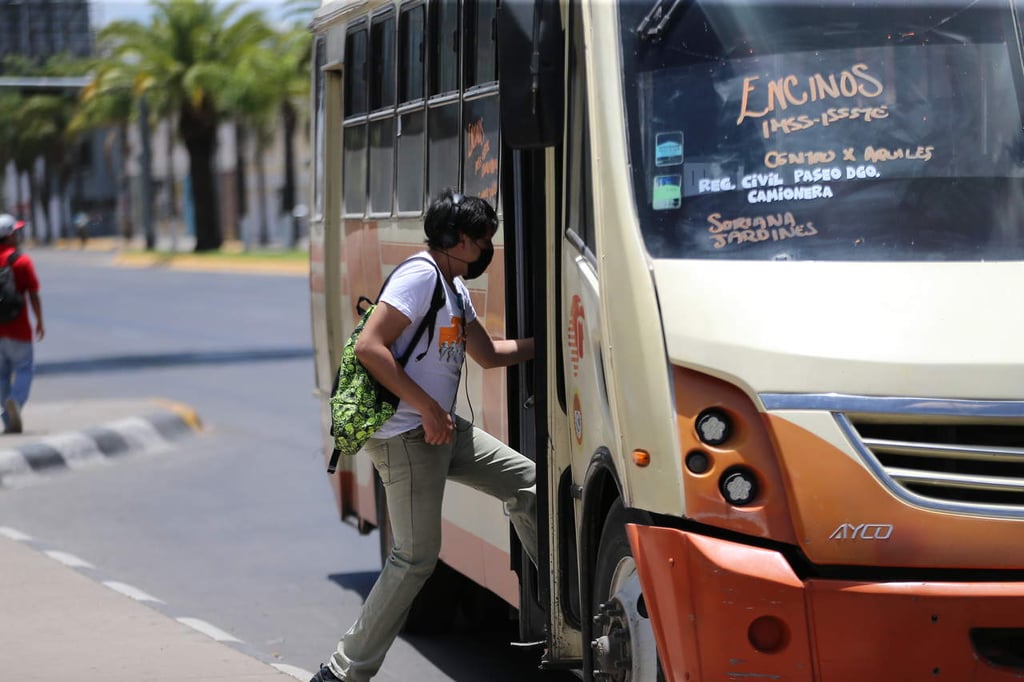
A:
[619,0,1024,261]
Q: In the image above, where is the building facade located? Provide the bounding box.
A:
[0,1,93,68]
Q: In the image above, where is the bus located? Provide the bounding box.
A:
[307,0,1024,679]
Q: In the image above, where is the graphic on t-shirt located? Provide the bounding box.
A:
[439,315,466,364]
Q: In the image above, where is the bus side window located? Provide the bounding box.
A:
[461,0,499,204]
[464,0,497,89]
[426,0,461,201]
[397,3,426,215]
[566,10,595,258]
[312,36,326,220]
[343,24,369,217]
[344,26,368,117]
[428,0,459,96]
[369,10,396,216]
[428,103,460,201]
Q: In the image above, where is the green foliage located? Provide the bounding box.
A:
[2,0,315,251]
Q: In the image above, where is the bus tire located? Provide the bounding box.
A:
[591,499,664,682]
[375,474,461,635]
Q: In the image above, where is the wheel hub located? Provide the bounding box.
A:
[591,557,658,681]
[592,599,632,680]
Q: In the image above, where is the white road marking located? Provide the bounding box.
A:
[0,526,32,541]
[102,581,165,603]
[271,663,314,680]
[176,617,242,643]
[44,550,94,568]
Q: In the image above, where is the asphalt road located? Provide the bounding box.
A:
[0,249,576,681]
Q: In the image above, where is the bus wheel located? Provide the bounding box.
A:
[591,499,662,682]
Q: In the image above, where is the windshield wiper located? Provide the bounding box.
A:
[636,0,687,41]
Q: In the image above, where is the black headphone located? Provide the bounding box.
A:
[436,193,464,249]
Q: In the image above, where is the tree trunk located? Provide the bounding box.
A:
[179,104,222,252]
[235,122,248,229]
[117,123,134,240]
[41,158,54,244]
[13,166,24,222]
[256,141,269,247]
[165,121,178,218]
[281,102,299,247]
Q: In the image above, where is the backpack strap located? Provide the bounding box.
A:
[6,250,19,267]
[400,272,445,365]
[365,255,446,367]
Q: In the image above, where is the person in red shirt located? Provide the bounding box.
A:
[0,214,44,433]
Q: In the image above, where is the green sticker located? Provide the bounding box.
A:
[653,175,682,210]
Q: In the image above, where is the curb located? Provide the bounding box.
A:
[112,251,308,276]
[0,405,202,485]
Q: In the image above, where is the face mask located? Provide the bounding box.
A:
[464,245,494,280]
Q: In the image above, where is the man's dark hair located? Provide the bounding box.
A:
[424,188,498,249]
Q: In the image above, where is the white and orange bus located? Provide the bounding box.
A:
[308,1,1024,679]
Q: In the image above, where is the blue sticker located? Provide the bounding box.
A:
[655,132,684,167]
[652,175,682,210]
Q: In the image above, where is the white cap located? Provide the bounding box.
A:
[0,214,24,239]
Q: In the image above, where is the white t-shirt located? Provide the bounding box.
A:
[373,254,477,439]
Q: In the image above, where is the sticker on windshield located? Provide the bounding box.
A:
[652,175,682,210]
[655,132,684,167]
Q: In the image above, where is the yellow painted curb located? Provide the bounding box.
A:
[114,252,308,276]
[148,398,204,431]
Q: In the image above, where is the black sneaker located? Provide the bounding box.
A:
[309,664,344,682]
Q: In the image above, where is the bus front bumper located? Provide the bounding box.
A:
[626,524,1024,681]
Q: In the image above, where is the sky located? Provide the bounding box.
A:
[89,1,310,28]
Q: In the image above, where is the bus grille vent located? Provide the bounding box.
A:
[845,419,1024,512]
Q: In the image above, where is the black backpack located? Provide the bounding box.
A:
[0,252,24,323]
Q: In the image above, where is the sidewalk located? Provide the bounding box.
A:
[0,398,303,681]
[46,235,309,277]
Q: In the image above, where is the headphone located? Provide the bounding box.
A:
[436,192,464,249]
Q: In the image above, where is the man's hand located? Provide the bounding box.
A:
[420,399,454,445]
[35,321,44,341]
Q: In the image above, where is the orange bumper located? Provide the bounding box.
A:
[627,524,1024,681]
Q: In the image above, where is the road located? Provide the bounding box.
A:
[0,249,576,681]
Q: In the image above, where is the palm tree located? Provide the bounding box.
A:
[284,0,320,24]
[223,41,280,245]
[98,0,271,251]
[273,27,312,248]
[222,23,310,248]
[2,54,90,243]
[72,61,139,241]
[0,93,20,211]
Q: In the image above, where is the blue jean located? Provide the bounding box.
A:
[0,338,33,428]
[329,416,537,681]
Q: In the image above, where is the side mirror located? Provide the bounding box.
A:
[497,0,565,149]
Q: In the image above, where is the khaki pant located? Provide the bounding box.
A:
[329,416,538,681]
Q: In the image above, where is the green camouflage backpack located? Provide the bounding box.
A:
[327,257,444,473]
